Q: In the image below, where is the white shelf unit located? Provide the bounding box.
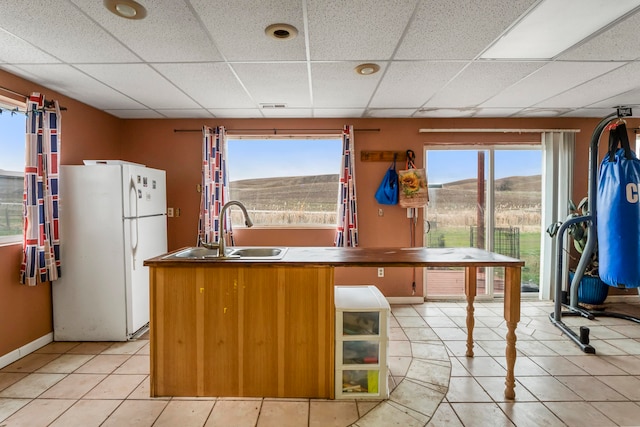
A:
[335,285,390,399]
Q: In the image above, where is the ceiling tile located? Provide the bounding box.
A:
[208,108,263,118]
[311,62,386,108]
[586,88,640,109]
[0,64,145,110]
[0,29,60,63]
[154,63,255,109]
[260,108,313,118]
[71,0,222,62]
[535,61,640,108]
[155,109,215,119]
[395,0,538,60]
[190,0,306,61]
[414,108,476,118]
[561,108,620,118]
[514,108,573,117]
[556,9,640,61]
[231,63,311,107]
[423,62,543,108]
[473,108,523,117]
[307,0,418,61]
[313,108,365,118]
[365,108,417,118]
[370,61,465,108]
[0,1,139,63]
[76,64,200,109]
[104,109,165,119]
[480,61,622,108]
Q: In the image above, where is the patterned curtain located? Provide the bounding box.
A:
[20,93,62,286]
[334,125,358,247]
[198,125,233,246]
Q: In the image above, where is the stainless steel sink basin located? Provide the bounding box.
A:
[227,247,286,258]
[163,246,287,260]
[165,247,220,259]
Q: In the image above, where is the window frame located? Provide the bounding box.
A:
[225,133,343,229]
[0,95,26,245]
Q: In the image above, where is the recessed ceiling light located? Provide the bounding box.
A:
[104,0,147,20]
[355,63,380,75]
[265,24,298,40]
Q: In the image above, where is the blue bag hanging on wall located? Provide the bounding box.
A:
[597,123,640,288]
[375,156,398,205]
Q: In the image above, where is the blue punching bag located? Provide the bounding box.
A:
[597,123,640,288]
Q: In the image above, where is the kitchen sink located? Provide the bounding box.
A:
[165,247,220,259]
[163,246,287,260]
[227,247,287,258]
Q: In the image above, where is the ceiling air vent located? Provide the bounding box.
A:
[260,103,287,109]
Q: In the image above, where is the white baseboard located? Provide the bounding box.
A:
[386,296,424,304]
[0,333,53,369]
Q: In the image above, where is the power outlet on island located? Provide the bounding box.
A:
[377,267,384,278]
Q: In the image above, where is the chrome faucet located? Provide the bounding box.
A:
[201,201,253,257]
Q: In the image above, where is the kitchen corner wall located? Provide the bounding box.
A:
[0,70,122,358]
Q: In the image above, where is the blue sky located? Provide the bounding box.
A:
[226,138,343,181]
[0,111,26,173]
[427,149,541,184]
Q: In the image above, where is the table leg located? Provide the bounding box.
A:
[464,267,477,357]
[503,266,521,400]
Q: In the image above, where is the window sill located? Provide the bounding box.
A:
[233,225,336,230]
[0,239,21,248]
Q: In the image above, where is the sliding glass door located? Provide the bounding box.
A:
[424,147,542,298]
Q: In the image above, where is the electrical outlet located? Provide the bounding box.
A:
[167,207,174,217]
[377,267,384,278]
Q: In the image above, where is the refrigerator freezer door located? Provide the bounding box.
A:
[122,165,167,218]
[123,214,167,334]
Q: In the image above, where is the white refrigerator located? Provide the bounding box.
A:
[53,162,167,341]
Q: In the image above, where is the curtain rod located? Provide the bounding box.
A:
[173,128,380,134]
[0,85,67,111]
[419,128,581,133]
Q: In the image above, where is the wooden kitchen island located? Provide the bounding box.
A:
[144,247,524,400]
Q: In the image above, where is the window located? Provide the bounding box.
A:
[226,136,342,227]
[0,99,26,244]
[424,146,542,298]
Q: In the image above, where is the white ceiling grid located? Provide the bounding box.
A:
[0,0,639,119]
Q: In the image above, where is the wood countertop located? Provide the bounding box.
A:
[144,246,524,268]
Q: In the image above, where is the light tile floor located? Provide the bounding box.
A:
[1,299,640,426]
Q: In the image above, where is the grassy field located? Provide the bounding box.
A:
[230,174,339,211]
[427,227,540,284]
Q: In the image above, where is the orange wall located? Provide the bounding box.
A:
[0,70,121,357]
[118,116,640,296]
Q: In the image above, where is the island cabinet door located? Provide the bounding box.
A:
[279,266,335,399]
[150,266,199,397]
[200,266,246,396]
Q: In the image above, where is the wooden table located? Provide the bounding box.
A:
[146,246,524,399]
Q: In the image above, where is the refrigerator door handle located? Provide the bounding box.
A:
[129,177,139,268]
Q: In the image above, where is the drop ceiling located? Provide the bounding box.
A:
[1,0,640,119]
